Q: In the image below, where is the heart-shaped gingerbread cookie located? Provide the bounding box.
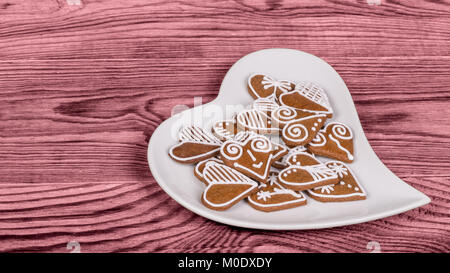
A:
[202,161,258,210]
[277,151,338,191]
[307,122,354,162]
[247,74,295,99]
[221,134,275,183]
[278,81,333,117]
[169,126,222,164]
[307,161,366,202]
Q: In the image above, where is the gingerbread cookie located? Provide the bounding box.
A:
[194,157,223,184]
[248,171,307,212]
[211,119,239,141]
[307,161,366,202]
[202,161,258,210]
[307,122,354,162]
[278,81,333,117]
[221,133,275,183]
[247,74,295,99]
[236,109,280,135]
[281,114,327,147]
[169,126,222,164]
[278,152,338,191]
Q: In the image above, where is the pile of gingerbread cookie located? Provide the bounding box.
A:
[168,74,366,212]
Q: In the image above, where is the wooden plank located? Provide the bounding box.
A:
[1,1,450,59]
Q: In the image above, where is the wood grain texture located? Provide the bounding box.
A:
[0,0,449,252]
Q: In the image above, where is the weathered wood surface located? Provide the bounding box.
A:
[0,0,448,252]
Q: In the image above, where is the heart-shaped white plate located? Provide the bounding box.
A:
[148,48,430,230]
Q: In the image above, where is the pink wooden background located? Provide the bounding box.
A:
[0,0,449,252]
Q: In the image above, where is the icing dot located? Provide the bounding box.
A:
[283,173,288,177]
[347,184,352,188]
[287,170,291,174]
[355,187,359,191]
[314,123,318,126]
[312,127,316,131]
[318,118,322,122]
[296,162,301,166]
[340,181,345,185]
[268,121,271,124]
[225,122,229,125]
[293,169,297,172]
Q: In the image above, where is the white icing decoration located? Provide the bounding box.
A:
[261,75,293,93]
[236,109,280,133]
[327,162,349,178]
[331,123,353,140]
[179,125,221,144]
[194,157,223,181]
[329,134,354,161]
[320,185,335,194]
[271,106,298,126]
[294,81,331,109]
[250,137,271,153]
[309,131,327,147]
[283,123,308,143]
[212,120,236,140]
[274,146,307,167]
[252,162,263,168]
[223,142,243,160]
[252,98,280,114]
[248,74,293,99]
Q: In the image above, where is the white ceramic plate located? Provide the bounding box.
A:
[148,48,430,230]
